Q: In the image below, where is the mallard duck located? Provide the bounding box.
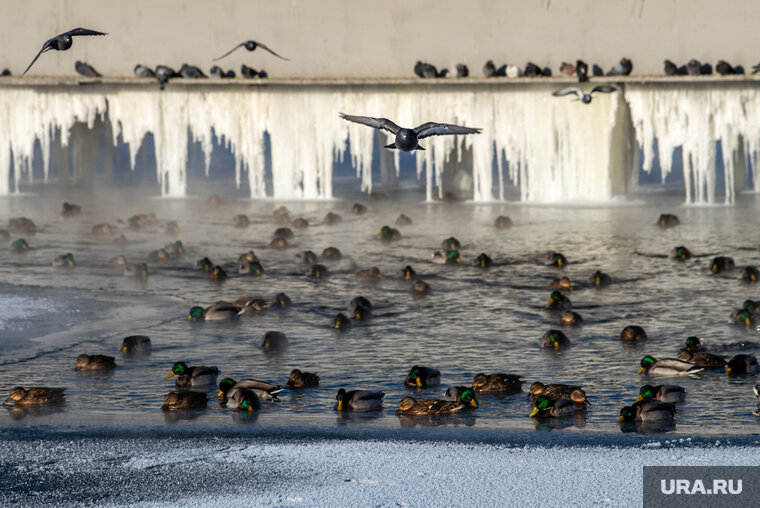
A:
[296,250,317,264]
[353,305,371,321]
[683,335,758,352]
[529,395,578,417]
[432,250,461,265]
[589,270,611,287]
[474,253,493,268]
[207,265,227,281]
[121,335,151,355]
[743,299,760,315]
[92,223,113,236]
[676,350,726,368]
[741,266,759,283]
[637,384,686,403]
[404,365,440,388]
[160,221,180,235]
[224,388,261,411]
[272,228,292,241]
[324,212,342,225]
[165,241,183,257]
[75,354,116,371]
[148,249,169,262]
[306,264,327,279]
[545,252,567,267]
[286,369,320,388]
[411,280,431,296]
[352,203,368,215]
[357,267,384,281]
[166,362,219,387]
[208,194,224,206]
[549,277,573,291]
[261,331,287,351]
[321,247,342,260]
[60,202,81,216]
[335,388,384,411]
[657,213,679,228]
[726,354,759,376]
[527,382,588,404]
[331,313,351,330]
[670,246,691,261]
[187,304,242,322]
[711,256,735,273]
[273,206,290,223]
[109,255,128,269]
[619,401,675,422]
[218,378,282,402]
[377,225,401,242]
[196,257,213,271]
[290,218,307,229]
[8,217,36,233]
[441,237,461,250]
[11,239,28,251]
[239,260,263,275]
[638,355,703,376]
[730,309,756,327]
[53,253,75,267]
[620,325,647,342]
[270,237,288,249]
[123,263,148,279]
[397,396,467,415]
[161,391,207,410]
[350,296,372,311]
[4,387,66,406]
[559,310,583,326]
[472,373,522,395]
[395,214,413,226]
[399,265,416,279]
[546,291,570,309]
[494,216,512,229]
[540,330,570,349]
[233,214,250,228]
[271,293,292,308]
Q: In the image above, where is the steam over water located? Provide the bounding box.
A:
[1,184,759,436]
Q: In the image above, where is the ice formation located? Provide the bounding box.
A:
[0,81,756,203]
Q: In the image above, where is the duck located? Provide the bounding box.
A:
[166,362,219,387]
[399,265,416,279]
[306,264,327,279]
[4,387,66,406]
[395,214,413,226]
[274,227,294,239]
[121,335,151,355]
[147,249,169,262]
[218,378,282,402]
[270,237,288,249]
[638,355,703,376]
[352,203,368,215]
[472,373,523,395]
[271,293,292,308]
[286,369,320,388]
[527,383,589,404]
[741,266,759,283]
[123,263,148,279]
[233,297,269,312]
[683,335,758,352]
[351,295,372,312]
[620,325,647,342]
[224,388,260,411]
[233,214,249,228]
[670,246,691,261]
[657,214,679,228]
[92,223,113,236]
[53,253,75,267]
[237,251,258,264]
[332,313,351,330]
[321,247,342,260]
[295,250,318,264]
[726,354,759,376]
[637,384,686,403]
[559,310,583,326]
[207,265,227,281]
[441,237,461,250]
[353,305,371,321]
[377,225,401,242]
[711,256,735,273]
[239,260,263,275]
[109,255,128,269]
[75,354,116,371]
[404,365,441,389]
[160,221,180,235]
[357,267,384,281]
[494,216,512,229]
[676,350,726,368]
[432,250,461,264]
[730,309,756,327]
[60,202,81,216]
[743,299,760,314]
[619,401,676,422]
[549,277,573,291]
[474,253,493,268]
[546,291,570,310]
[368,192,387,202]
[540,330,570,349]
[165,241,184,257]
[324,212,342,225]
[292,218,309,229]
[545,252,567,267]
[397,396,468,416]
[8,217,36,233]
[529,395,579,417]
[335,388,385,411]
[411,280,431,296]
[589,270,611,288]
[195,257,214,271]
[273,206,290,223]
[187,304,242,322]
[11,239,29,251]
[161,391,208,410]
[261,331,287,351]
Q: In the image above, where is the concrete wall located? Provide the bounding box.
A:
[3,0,759,78]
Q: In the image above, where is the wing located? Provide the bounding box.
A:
[213,42,245,61]
[589,85,617,95]
[552,87,583,98]
[256,42,289,61]
[414,122,482,139]
[21,38,56,76]
[67,28,107,37]
[339,113,401,134]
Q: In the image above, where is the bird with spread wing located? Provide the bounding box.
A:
[551,85,617,104]
[22,28,107,76]
[214,40,288,61]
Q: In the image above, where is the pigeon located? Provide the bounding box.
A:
[575,60,588,82]
[241,64,258,78]
[552,85,617,104]
[559,62,575,77]
[663,60,678,76]
[483,60,497,77]
[414,61,425,78]
[210,65,224,79]
[214,40,288,61]
[419,62,446,78]
[524,62,543,77]
[505,64,520,78]
[155,65,179,90]
[179,64,206,78]
[606,58,632,76]
[456,64,469,78]
[1,68,11,76]
[339,113,481,152]
[75,61,100,77]
[22,28,107,76]
[699,63,713,75]
[686,59,701,75]
[134,64,155,78]
[592,64,604,76]
[715,60,734,75]
[225,69,236,78]
[752,62,760,74]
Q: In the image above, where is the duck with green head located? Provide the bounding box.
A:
[239,260,263,275]
[166,361,219,387]
[271,293,292,308]
[218,377,281,402]
[187,304,242,322]
[306,264,327,279]
[377,225,401,242]
[225,388,261,411]
[670,246,691,261]
[619,401,675,422]
[529,395,577,418]
[432,250,461,265]
[296,250,318,264]
[743,299,760,315]
[546,291,570,310]
[53,253,75,267]
[441,237,461,250]
[335,388,384,411]
[637,384,686,403]
[638,355,703,376]
[196,257,214,271]
[11,239,28,251]
[404,365,440,389]
[123,263,149,279]
[540,330,570,349]
[545,252,567,267]
[731,309,756,328]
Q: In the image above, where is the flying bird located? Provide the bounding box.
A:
[552,85,617,104]
[213,40,288,61]
[339,113,481,152]
[22,28,107,76]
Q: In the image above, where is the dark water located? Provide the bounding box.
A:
[1,183,759,436]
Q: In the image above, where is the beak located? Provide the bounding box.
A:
[416,377,422,388]
[712,265,717,273]
[187,316,193,321]
[121,346,127,353]
[246,405,253,412]
[4,397,13,404]
[165,372,175,379]
[753,274,757,282]
[547,299,554,306]
[376,232,383,237]
[617,415,625,422]
[746,317,751,326]
[217,390,224,397]
[637,367,644,374]
[595,277,600,286]
[529,407,539,417]
[557,259,563,267]
[635,395,643,402]
[456,258,461,264]
[336,401,343,411]
[256,269,261,275]
[726,367,732,376]
[554,342,559,350]
[470,399,478,408]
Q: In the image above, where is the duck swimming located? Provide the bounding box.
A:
[589,270,611,288]
[274,227,294,239]
[657,214,679,228]
[223,388,261,411]
[726,354,759,376]
[187,304,242,322]
[286,369,320,388]
[741,266,759,282]
[321,247,342,260]
[121,335,151,355]
[432,250,461,264]
[637,384,686,403]
[335,389,385,411]
[75,354,116,371]
[743,300,760,315]
[395,214,413,226]
[356,267,384,281]
[261,331,287,351]
[123,263,149,279]
[710,256,735,273]
[208,266,227,281]
[218,378,282,402]
[270,237,287,249]
[4,387,66,406]
[292,218,309,229]
[377,225,401,242]
[472,373,522,395]
[271,293,292,308]
[546,291,570,310]
[233,214,249,228]
[620,325,647,342]
[11,239,29,251]
[92,223,113,236]
[353,305,371,322]
[529,395,581,418]
[352,203,367,215]
[400,265,416,279]
[559,310,583,326]
[730,309,756,327]
[324,212,342,225]
[545,252,567,267]
[109,255,128,269]
[61,202,81,216]
[527,383,589,404]
[619,401,675,422]
[441,237,461,250]
[195,257,214,271]
[411,280,431,297]
[239,260,263,275]
[331,313,351,330]
[494,216,512,229]
[166,362,219,387]
[474,253,493,268]
[540,330,570,349]
[8,217,36,233]
[670,246,691,261]
[161,391,207,410]
[549,277,573,291]
[676,350,726,368]
[404,366,441,389]
[53,253,75,267]
[306,264,327,279]
[296,251,318,264]
[639,355,703,376]
[397,396,470,416]
[147,249,169,262]
[237,251,258,264]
